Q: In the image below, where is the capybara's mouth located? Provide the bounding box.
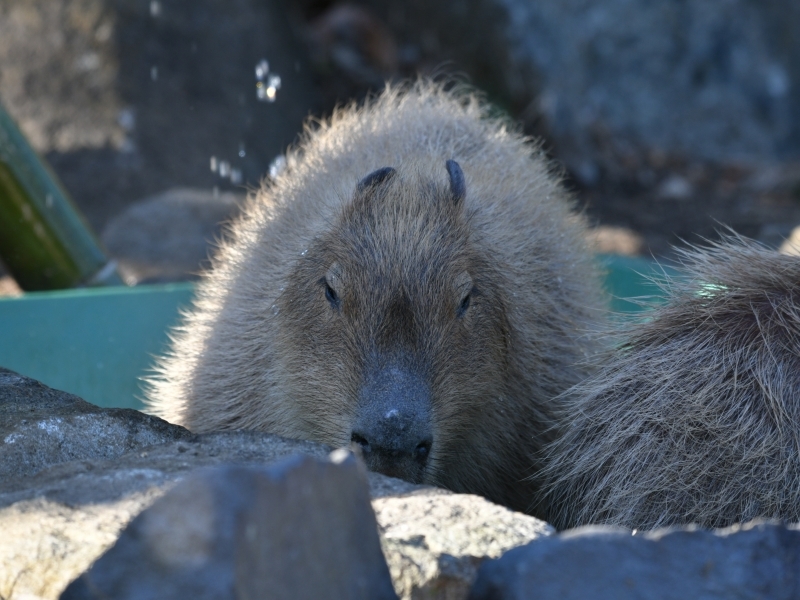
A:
[350,432,431,484]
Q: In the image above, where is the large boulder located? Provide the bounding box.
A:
[0,369,551,599]
[0,0,320,232]
[343,0,800,179]
[470,522,800,600]
[0,366,193,483]
[100,187,243,284]
[61,453,399,600]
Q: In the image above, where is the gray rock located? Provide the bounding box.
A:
[355,0,800,174]
[469,521,800,600]
[0,371,551,600]
[0,367,193,484]
[375,492,552,599]
[0,431,330,600]
[0,0,124,154]
[61,452,398,600]
[504,0,800,172]
[0,0,322,232]
[101,187,243,284]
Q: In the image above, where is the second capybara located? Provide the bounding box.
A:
[145,81,607,514]
[542,238,800,530]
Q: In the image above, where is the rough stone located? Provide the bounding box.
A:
[503,0,800,173]
[61,452,398,600]
[0,431,329,600]
[0,370,551,600]
[469,521,800,600]
[587,226,644,256]
[347,0,800,176]
[101,187,243,284]
[0,367,193,483]
[376,493,552,600]
[0,0,321,233]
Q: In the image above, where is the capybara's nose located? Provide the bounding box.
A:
[350,418,432,481]
[352,362,432,483]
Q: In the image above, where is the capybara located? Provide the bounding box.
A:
[542,238,800,530]
[146,81,606,513]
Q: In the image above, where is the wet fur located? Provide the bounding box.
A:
[542,238,800,529]
[146,81,605,513]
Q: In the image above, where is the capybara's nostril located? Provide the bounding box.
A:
[350,432,371,454]
[414,438,432,464]
[351,425,432,483]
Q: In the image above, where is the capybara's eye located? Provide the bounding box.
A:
[457,292,471,318]
[324,280,339,308]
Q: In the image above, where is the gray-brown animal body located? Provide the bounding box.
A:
[542,239,800,530]
[146,82,605,513]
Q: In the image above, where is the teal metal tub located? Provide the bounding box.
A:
[0,255,669,410]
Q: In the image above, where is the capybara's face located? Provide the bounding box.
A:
[277,164,510,485]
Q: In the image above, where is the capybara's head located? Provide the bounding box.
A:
[276,160,511,486]
[147,81,607,515]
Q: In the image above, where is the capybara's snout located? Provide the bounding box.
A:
[351,360,432,483]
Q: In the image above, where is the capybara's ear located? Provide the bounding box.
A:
[356,166,396,194]
[445,159,465,206]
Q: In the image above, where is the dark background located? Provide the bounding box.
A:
[1,0,799,290]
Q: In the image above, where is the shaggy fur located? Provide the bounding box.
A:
[146,81,606,513]
[542,238,800,530]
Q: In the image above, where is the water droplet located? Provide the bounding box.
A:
[238,142,246,158]
[300,249,308,257]
[218,161,230,178]
[210,156,218,172]
[271,304,279,316]
[230,168,242,185]
[150,66,158,81]
[117,108,135,131]
[256,74,281,102]
[150,1,161,17]
[255,59,269,81]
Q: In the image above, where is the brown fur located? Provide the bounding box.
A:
[542,238,800,530]
[145,81,606,513]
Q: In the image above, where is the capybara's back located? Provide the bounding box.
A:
[146,81,606,513]
[543,239,800,529]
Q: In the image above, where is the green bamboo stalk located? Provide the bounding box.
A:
[0,102,122,290]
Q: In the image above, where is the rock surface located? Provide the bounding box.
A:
[62,453,398,600]
[0,367,193,483]
[101,187,243,284]
[470,521,800,600]
[0,0,321,233]
[376,493,551,600]
[501,0,800,175]
[348,0,800,176]
[0,369,551,599]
